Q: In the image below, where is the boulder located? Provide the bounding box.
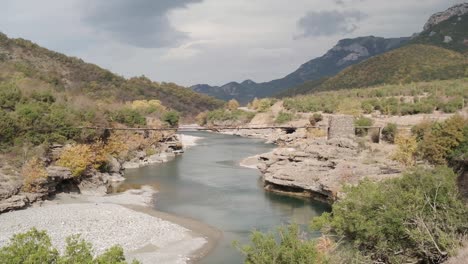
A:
[107,156,122,173]
[0,195,28,213]
[78,172,109,196]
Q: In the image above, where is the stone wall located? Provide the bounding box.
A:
[328,115,355,140]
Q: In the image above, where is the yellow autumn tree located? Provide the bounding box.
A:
[226,99,240,111]
[57,144,94,177]
[392,134,418,166]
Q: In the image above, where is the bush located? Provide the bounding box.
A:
[111,108,146,127]
[162,111,180,127]
[354,117,374,137]
[0,228,58,263]
[22,157,48,192]
[275,111,295,124]
[392,134,418,166]
[252,98,276,113]
[57,144,94,177]
[381,123,398,143]
[0,228,140,264]
[309,113,323,126]
[417,115,467,165]
[0,110,17,146]
[0,84,22,110]
[226,99,240,111]
[235,225,325,264]
[312,167,468,263]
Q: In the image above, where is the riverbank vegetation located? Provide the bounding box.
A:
[0,228,139,264]
[239,115,468,263]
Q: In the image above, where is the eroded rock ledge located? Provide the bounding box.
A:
[257,137,402,203]
[0,134,183,214]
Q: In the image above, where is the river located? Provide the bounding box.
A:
[124,132,329,263]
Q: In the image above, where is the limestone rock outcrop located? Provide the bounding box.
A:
[257,137,402,202]
[424,3,468,30]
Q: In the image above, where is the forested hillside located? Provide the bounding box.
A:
[0,33,224,115]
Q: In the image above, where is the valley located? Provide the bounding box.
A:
[0,2,467,264]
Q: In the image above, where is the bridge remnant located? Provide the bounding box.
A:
[328,115,355,140]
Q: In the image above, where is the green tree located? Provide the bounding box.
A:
[163,111,180,127]
[0,228,59,264]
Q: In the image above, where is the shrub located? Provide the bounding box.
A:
[312,167,468,263]
[0,228,140,264]
[0,110,17,146]
[162,111,180,127]
[196,112,208,126]
[361,101,374,114]
[22,157,48,192]
[253,98,276,112]
[354,117,374,137]
[111,108,146,127]
[0,228,59,264]
[226,99,240,111]
[392,134,418,166]
[417,115,467,165]
[0,84,22,110]
[235,225,325,264]
[57,144,93,177]
[381,123,398,143]
[309,113,323,126]
[275,111,295,124]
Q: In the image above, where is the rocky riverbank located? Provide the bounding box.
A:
[0,132,196,213]
[233,115,403,202]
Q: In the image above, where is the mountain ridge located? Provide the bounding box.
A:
[191,36,409,104]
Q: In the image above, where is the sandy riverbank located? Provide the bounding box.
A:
[0,186,220,264]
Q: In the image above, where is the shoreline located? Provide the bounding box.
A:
[0,186,220,264]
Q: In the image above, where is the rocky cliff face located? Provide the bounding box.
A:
[191,36,409,104]
[424,3,468,30]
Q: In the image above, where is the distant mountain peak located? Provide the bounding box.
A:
[241,79,256,85]
[190,35,408,104]
[424,3,468,30]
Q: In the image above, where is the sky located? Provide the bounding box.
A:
[0,0,464,86]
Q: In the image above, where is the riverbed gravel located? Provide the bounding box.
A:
[0,196,207,263]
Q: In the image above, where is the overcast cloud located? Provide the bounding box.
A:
[0,0,464,86]
[296,10,367,38]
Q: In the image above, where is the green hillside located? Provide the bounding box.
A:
[0,33,224,116]
[280,45,467,96]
